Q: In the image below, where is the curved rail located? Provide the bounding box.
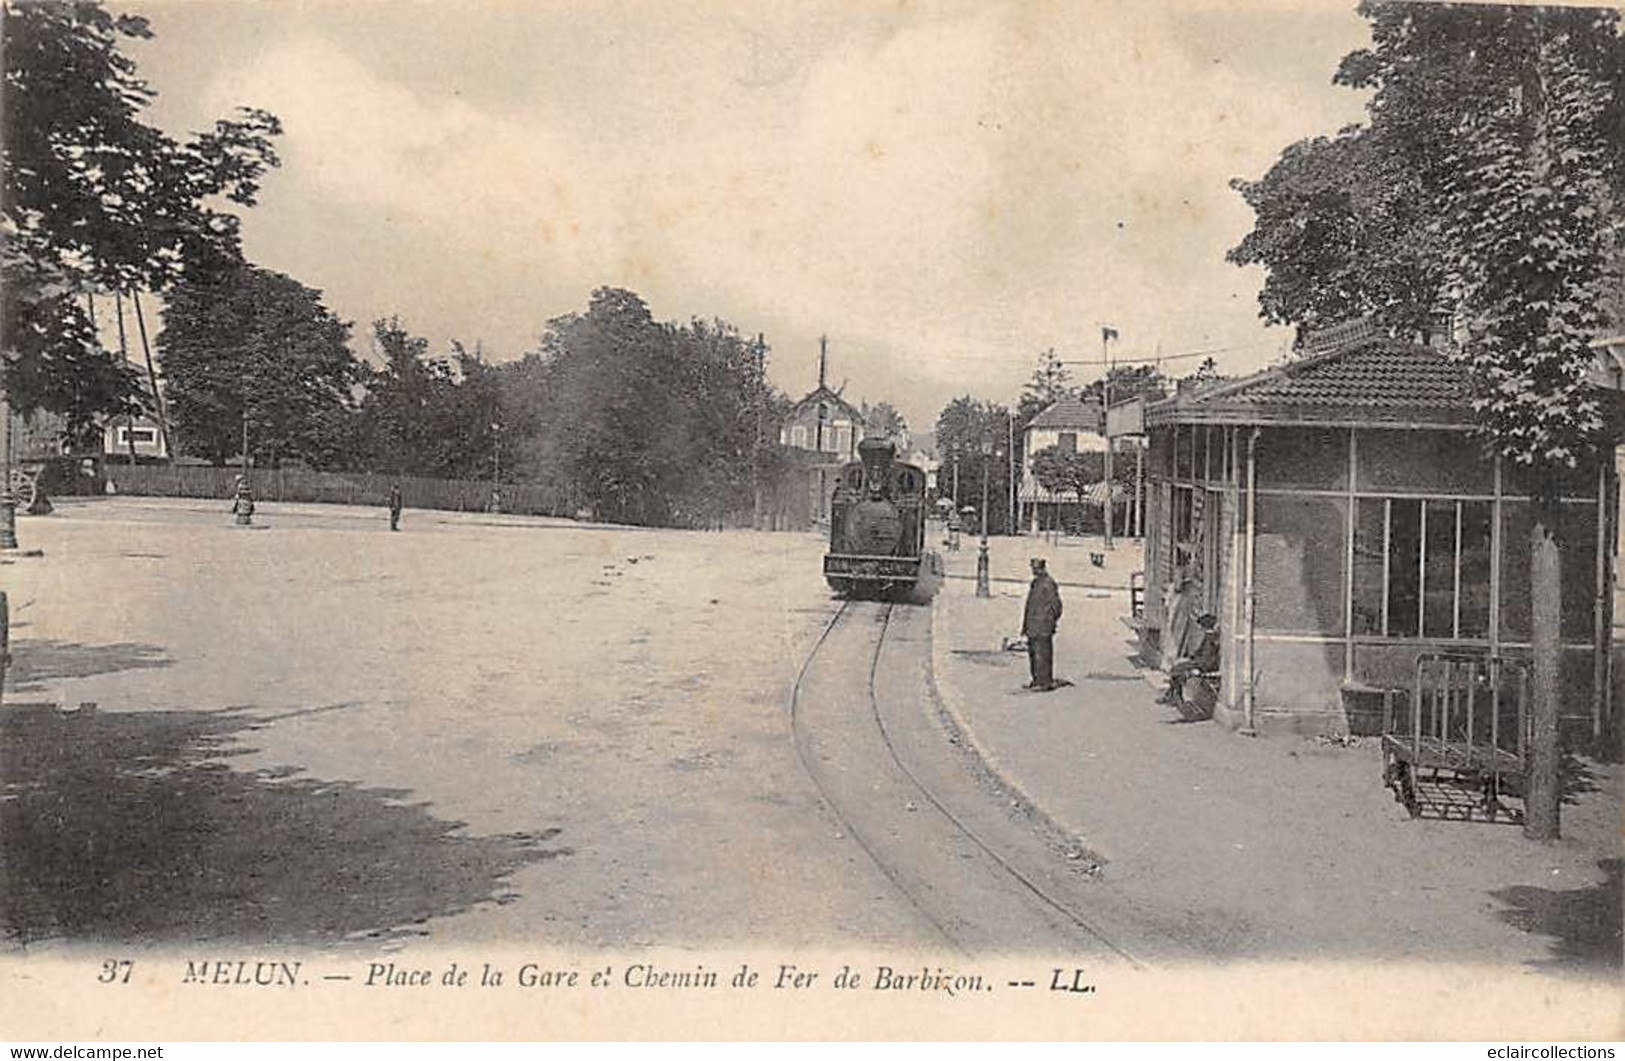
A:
[865,605,1143,966]
[789,596,1143,963]
[787,599,964,952]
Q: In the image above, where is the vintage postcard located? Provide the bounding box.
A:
[1,0,1620,1042]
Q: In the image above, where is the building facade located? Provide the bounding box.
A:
[103,412,170,462]
[778,339,868,525]
[1140,340,1617,740]
[1019,396,1106,533]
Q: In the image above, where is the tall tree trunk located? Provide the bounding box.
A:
[1525,495,1563,840]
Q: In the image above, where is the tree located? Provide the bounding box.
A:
[1230,1,1625,838]
[1,228,139,447]
[1186,357,1224,387]
[1226,130,1446,343]
[934,396,1016,534]
[1015,348,1076,429]
[2,2,281,421]
[513,288,788,527]
[860,401,908,443]
[1029,445,1098,500]
[1080,363,1168,407]
[158,266,360,467]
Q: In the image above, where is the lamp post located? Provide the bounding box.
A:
[232,404,254,527]
[490,420,503,513]
[976,436,992,598]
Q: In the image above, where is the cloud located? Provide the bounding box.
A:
[187,1,1370,423]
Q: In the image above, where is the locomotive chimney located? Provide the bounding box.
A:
[857,437,895,492]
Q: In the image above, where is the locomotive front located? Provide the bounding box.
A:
[823,437,927,596]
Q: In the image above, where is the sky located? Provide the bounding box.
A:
[120,0,1375,436]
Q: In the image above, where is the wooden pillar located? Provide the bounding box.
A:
[1242,427,1259,736]
[1593,460,1609,744]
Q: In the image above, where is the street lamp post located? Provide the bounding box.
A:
[490,420,503,513]
[976,437,992,599]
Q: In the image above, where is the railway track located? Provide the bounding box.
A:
[789,597,1145,963]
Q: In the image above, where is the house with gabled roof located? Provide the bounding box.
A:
[778,337,868,524]
[1140,338,1618,740]
[1018,395,1108,533]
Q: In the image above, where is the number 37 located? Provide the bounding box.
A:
[98,959,134,983]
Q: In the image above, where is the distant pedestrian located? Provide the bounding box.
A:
[1022,557,1064,692]
[387,483,404,531]
[230,475,254,525]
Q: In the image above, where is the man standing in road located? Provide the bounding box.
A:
[387,483,404,532]
[1022,557,1063,692]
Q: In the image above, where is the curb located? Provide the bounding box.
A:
[926,591,1103,867]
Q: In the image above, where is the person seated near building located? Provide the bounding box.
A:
[1160,557,1196,672]
[1158,612,1219,705]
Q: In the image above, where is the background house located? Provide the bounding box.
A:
[1018,395,1105,532]
[103,412,169,462]
[779,338,867,525]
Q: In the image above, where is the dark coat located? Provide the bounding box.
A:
[1022,572,1063,638]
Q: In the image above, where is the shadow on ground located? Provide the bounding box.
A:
[0,703,568,946]
[1492,858,1623,974]
[5,638,172,691]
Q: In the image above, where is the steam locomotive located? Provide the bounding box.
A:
[823,437,931,596]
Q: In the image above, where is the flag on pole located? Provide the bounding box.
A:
[1102,326,1119,344]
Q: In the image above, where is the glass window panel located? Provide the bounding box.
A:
[1351,498,1386,636]
[1459,501,1493,639]
[1173,486,1193,548]
[1499,502,1532,642]
[1500,502,1598,643]
[1424,499,1458,638]
[1356,429,1494,494]
[1174,426,1192,480]
[1387,499,1422,638]
[1504,461,1599,499]
[1560,504,1599,643]
[1255,495,1347,635]
[1151,428,1173,478]
[1193,427,1209,483]
[1256,427,1348,490]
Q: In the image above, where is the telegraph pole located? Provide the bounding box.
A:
[1007,412,1016,536]
[131,292,171,460]
[976,436,991,598]
[753,333,765,530]
[1101,326,1115,550]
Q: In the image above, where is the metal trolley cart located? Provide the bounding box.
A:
[1382,652,1530,821]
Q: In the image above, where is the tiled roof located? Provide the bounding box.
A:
[788,385,865,422]
[1146,341,1474,428]
[1029,396,1104,431]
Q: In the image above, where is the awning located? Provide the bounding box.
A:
[1019,482,1127,505]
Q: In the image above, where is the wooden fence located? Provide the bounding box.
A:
[104,464,572,517]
